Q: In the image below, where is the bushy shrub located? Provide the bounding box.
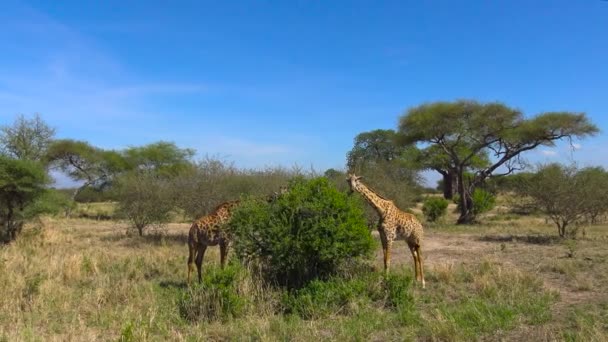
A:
[178,264,248,322]
[282,276,372,319]
[422,197,449,222]
[23,189,76,217]
[453,189,496,217]
[0,156,49,243]
[229,177,374,289]
[471,188,496,215]
[282,272,415,319]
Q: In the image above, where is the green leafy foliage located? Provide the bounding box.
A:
[115,171,175,236]
[0,114,55,162]
[282,272,415,320]
[173,158,296,219]
[471,188,496,215]
[514,164,608,237]
[0,156,49,242]
[345,129,422,224]
[422,197,449,222]
[398,100,598,223]
[178,264,248,322]
[22,188,75,218]
[229,177,374,289]
[122,141,195,176]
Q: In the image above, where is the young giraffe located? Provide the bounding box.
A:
[187,187,287,284]
[346,173,425,288]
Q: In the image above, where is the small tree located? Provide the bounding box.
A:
[114,171,175,236]
[229,177,374,289]
[0,156,49,243]
[0,113,56,162]
[576,167,608,224]
[517,164,590,237]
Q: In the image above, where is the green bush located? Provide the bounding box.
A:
[453,189,496,216]
[282,276,371,319]
[422,197,449,222]
[282,272,416,320]
[0,156,49,243]
[23,189,75,217]
[471,188,496,215]
[229,177,374,289]
[178,263,248,322]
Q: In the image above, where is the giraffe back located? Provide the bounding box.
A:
[189,201,239,246]
[382,202,424,246]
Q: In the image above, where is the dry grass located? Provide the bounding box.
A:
[1,209,607,341]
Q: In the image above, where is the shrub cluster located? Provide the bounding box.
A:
[178,264,248,322]
[229,177,374,289]
[453,188,496,217]
[422,197,449,222]
[282,272,415,319]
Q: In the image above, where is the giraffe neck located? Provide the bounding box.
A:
[355,181,391,217]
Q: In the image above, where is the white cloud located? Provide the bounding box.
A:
[571,143,582,150]
[540,150,558,156]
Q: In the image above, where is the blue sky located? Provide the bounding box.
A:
[1,0,607,186]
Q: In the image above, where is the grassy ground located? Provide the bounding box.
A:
[0,209,607,341]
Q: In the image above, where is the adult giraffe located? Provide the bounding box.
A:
[346,174,425,288]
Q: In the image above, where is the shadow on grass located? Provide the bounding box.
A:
[478,234,563,245]
[159,279,189,290]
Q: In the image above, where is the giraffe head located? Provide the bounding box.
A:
[346,173,364,194]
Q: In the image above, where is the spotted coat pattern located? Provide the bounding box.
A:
[347,174,426,288]
[187,187,288,284]
[187,200,240,284]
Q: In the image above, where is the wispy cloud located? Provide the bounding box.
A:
[540,150,558,156]
[0,4,211,135]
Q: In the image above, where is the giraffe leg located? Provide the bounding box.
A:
[384,240,393,274]
[378,230,389,274]
[408,244,420,282]
[187,242,195,285]
[219,241,229,268]
[195,244,207,284]
[416,245,425,289]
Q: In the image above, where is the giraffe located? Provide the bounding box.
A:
[187,187,288,284]
[346,173,426,288]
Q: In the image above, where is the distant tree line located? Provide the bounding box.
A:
[1,99,603,241]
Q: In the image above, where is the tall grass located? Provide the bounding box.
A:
[3,217,606,341]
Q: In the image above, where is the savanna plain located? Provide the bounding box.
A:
[1,201,607,342]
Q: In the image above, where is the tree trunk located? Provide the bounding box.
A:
[137,225,144,236]
[558,221,567,238]
[456,171,476,224]
[442,173,453,200]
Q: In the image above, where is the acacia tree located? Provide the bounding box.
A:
[406,144,489,199]
[398,100,598,224]
[122,141,195,175]
[45,139,127,200]
[46,140,194,201]
[0,113,55,162]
